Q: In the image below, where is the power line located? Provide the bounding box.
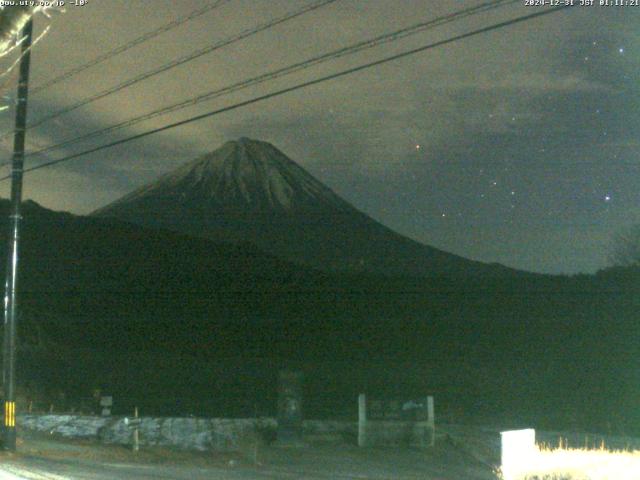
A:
[0,5,571,182]
[2,0,339,141]
[11,4,570,176]
[24,0,519,160]
[30,0,232,95]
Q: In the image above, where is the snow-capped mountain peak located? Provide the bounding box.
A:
[93,138,516,278]
[101,137,350,214]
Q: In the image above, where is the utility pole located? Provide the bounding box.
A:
[2,17,33,452]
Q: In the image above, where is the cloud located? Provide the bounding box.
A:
[604,140,640,150]
[440,72,614,94]
[0,0,631,274]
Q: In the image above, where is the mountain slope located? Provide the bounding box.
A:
[1,200,637,431]
[93,138,518,278]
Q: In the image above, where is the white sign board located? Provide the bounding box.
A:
[500,428,537,479]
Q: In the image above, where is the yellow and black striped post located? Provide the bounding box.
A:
[3,401,15,428]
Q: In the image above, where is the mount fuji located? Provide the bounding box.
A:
[93,137,517,278]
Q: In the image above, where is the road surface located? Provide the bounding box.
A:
[0,428,498,479]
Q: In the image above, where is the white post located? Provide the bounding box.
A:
[427,396,435,447]
[133,406,139,452]
[358,394,366,447]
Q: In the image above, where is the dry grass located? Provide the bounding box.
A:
[499,443,640,480]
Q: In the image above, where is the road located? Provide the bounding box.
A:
[0,428,498,479]
[0,455,495,480]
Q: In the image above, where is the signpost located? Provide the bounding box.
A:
[276,370,303,445]
[99,396,113,416]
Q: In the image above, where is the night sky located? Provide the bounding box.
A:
[0,0,636,275]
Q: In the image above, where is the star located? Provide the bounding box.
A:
[618,47,624,54]
[604,194,611,202]
[415,144,421,150]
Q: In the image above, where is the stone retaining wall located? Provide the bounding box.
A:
[18,415,428,451]
[18,414,275,451]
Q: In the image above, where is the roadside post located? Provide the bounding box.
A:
[124,407,141,452]
[358,393,367,447]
